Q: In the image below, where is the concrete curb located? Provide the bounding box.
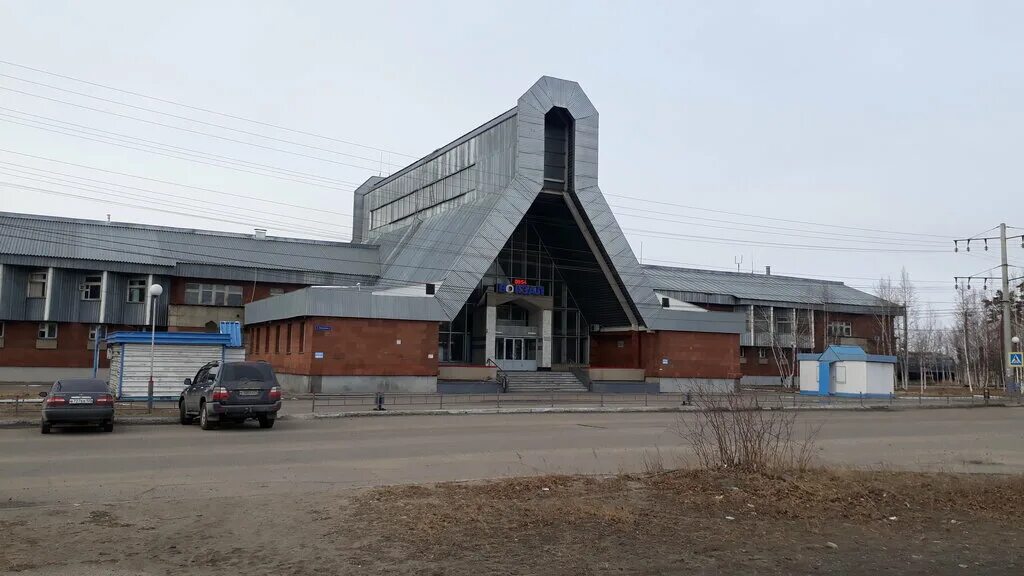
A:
[0,402,1016,428]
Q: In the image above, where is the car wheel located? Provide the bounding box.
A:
[258,416,275,429]
[40,421,51,434]
[103,422,114,433]
[199,401,216,430]
[179,400,194,425]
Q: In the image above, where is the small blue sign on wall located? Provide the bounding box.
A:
[496,282,545,296]
[314,351,325,359]
[314,325,332,332]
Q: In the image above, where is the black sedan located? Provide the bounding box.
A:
[39,379,115,434]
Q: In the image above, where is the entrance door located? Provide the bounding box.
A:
[495,337,538,371]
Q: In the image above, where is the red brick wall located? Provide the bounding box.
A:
[0,321,136,368]
[168,278,302,306]
[641,331,741,379]
[248,317,438,377]
[739,347,791,377]
[590,332,642,368]
[814,312,895,354]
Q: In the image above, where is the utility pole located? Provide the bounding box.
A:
[954,223,1023,390]
[1000,223,1013,388]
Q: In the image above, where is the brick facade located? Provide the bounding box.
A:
[248,317,438,377]
[0,321,136,368]
[590,330,741,379]
[641,331,741,379]
[167,277,301,306]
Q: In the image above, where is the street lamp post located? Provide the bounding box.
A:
[1013,336,1021,396]
[147,284,163,413]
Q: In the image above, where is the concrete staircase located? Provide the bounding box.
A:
[504,371,588,393]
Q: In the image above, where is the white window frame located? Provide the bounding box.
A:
[38,322,57,340]
[81,274,102,301]
[758,348,768,359]
[828,321,853,337]
[28,271,47,298]
[269,288,285,297]
[88,325,100,342]
[0,321,5,338]
[127,278,147,303]
[834,365,847,384]
[185,283,244,306]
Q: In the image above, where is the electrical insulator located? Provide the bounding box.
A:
[954,241,959,253]
[966,240,971,252]
[984,239,989,251]
[984,281,988,290]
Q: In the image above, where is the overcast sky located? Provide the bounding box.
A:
[1,0,1022,323]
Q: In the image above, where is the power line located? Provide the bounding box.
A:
[0,59,419,159]
[0,116,354,191]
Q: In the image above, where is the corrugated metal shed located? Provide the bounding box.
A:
[0,212,381,282]
[643,265,895,312]
[106,331,234,399]
[218,321,243,347]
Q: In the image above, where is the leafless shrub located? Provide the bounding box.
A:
[641,446,666,475]
[676,385,821,472]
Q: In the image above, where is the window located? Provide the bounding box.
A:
[38,322,57,339]
[88,325,99,342]
[264,326,270,354]
[184,283,243,306]
[269,288,285,297]
[758,348,768,359]
[274,325,281,354]
[739,347,746,358]
[28,271,47,298]
[828,322,853,337]
[127,278,147,303]
[0,321,4,338]
[286,323,293,354]
[299,322,305,353]
[81,275,102,301]
[834,365,847,384]
[774,310,793,334]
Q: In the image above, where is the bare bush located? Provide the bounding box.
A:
[676,387,821,472]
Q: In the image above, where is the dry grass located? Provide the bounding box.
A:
[348,469,1024,574]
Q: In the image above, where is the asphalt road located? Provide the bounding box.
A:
[1,408,1021,508]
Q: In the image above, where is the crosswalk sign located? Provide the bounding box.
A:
[1009,353,1023,367]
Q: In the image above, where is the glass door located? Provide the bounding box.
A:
[494,337,538,371]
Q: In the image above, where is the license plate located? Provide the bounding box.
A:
[238,390,260,397]
[69,397,94,404]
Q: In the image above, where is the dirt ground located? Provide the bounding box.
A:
[2,469,1021,575]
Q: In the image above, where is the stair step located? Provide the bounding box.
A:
[503,371,587,392]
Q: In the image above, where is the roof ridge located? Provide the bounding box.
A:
[0,210,377,249]
[641,263,845,286]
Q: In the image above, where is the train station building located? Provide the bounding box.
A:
[0,76,897,392]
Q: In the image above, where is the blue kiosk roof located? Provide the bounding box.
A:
[106,332,233,346]
[797,345,897,364]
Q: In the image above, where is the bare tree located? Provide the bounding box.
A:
[754,306,812,389]
[873,277,900,357]
[894,269,917,390]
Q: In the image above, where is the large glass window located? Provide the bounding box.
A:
[438,305,471,363]
[482,219,589,366]
[185,283,243,306]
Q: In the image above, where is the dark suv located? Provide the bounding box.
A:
[179,361,282,430]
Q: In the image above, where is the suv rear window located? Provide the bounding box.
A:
[56,380,107,392]
[220,363,275,383]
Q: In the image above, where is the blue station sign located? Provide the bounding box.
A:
[496,279,545,296]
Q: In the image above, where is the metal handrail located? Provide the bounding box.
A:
[485,358,509,393]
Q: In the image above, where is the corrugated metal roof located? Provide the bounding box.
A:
[643,265,893,310]
[799,345,898,364]
[106,331,232,345]
[218,321,243,347]
[0,212,380,279]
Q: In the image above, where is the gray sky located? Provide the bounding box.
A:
[1,0,1022,324]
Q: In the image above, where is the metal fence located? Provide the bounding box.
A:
[308,390,1021,413]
